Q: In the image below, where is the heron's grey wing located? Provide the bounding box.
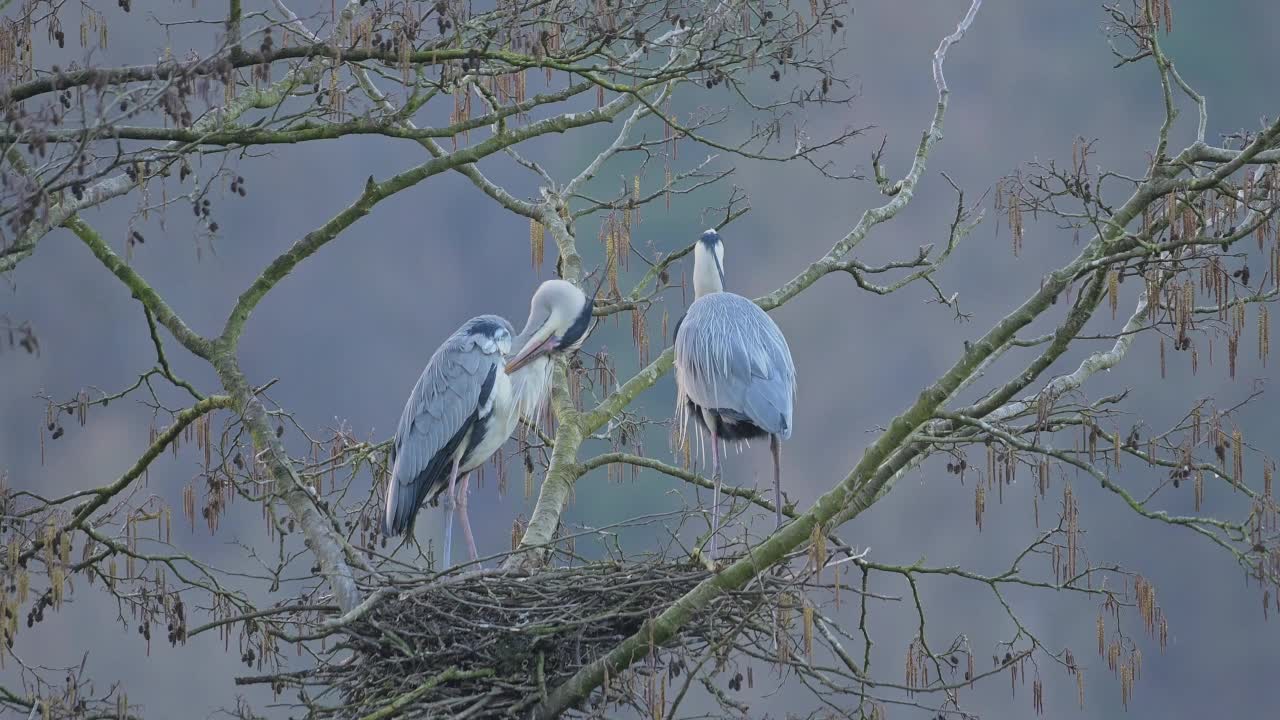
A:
[737,313,796,438]
[675,293,796,438]
[383,320,508,535]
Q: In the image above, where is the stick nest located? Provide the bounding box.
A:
[315,560,795,719]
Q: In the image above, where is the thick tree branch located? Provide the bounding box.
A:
[210,352,365,613]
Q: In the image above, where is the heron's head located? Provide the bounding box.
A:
[692,228,726,298]
[505,279,594,374]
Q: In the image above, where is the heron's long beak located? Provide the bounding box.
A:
[505,328,556,374]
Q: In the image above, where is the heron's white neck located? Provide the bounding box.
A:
[692,241,724,298]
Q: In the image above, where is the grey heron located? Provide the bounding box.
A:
[673,229,796,555]
[382,279,594,567]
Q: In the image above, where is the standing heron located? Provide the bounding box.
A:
[382,279,594,567]
[673,229,796,555]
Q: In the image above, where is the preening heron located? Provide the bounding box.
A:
[383,279,594,567]
[673,229,796,555]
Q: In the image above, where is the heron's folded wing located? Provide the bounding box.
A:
[383,328,503,535]
[739,305,796,438]
[676,294,796,437]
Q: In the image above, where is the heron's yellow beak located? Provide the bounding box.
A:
[505,334,556,374]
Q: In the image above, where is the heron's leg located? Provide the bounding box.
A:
[457,473,480,564]
[710,428,722,557]
[442,454,462,569]
[770,435,783,529]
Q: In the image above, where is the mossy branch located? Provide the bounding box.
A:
[504,362,584,570]
[4,42,705,105]
[64,215,212,358]
[210,351,366,612]
[0,80,598,148]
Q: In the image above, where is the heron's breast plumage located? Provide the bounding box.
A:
[458,368,515,472]
[511,356,554,421]
[464,352,556,466]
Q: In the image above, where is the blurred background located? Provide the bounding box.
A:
[2,1,1277,717]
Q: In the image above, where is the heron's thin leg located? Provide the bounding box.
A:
[770,435,783,529]
[457,473,479,565]
[442,454,462,569]
[710,428,722,558]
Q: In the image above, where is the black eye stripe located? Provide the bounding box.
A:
[556,298,594,350]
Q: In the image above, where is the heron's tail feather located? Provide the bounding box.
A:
[383,468,409,537]
[383,455,425,537]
